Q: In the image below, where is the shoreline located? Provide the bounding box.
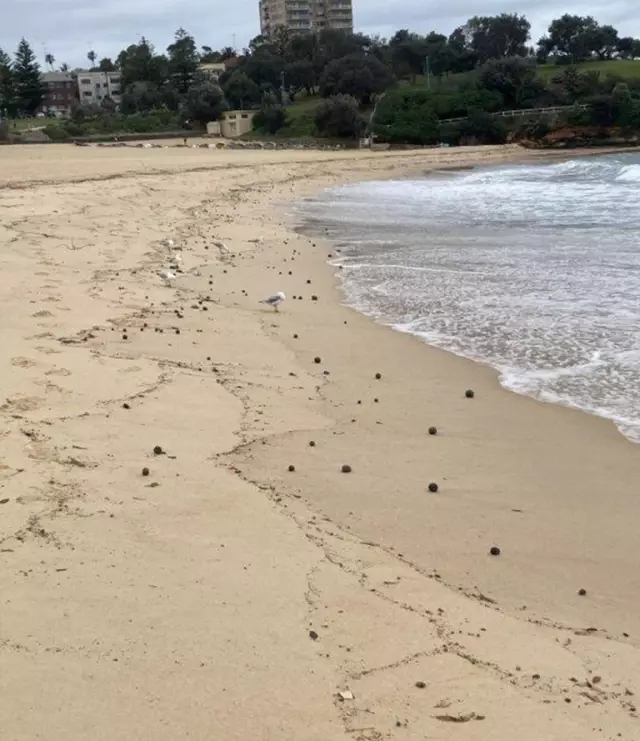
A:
[295,150,640,445]
[1,143,639,739]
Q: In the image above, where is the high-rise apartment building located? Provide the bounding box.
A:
[259,0,353,37]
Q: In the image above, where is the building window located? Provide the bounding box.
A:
[81,78,91,84]
[110,89,120,96]
[83,91,92,97]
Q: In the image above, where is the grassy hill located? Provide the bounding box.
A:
[537,59,640,80]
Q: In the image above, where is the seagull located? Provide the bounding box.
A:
[213,240,230,256]
[157,269,177,287]
[168,253,183,270]
[260,291,285,311]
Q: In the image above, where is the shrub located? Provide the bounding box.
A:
[314,95,364,138]
[253,106,288,134]
[42,124,70,141]
[459,110,508,144]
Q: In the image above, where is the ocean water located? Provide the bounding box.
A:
[297,154,640,442]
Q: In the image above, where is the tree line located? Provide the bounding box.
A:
[2,13,640,140]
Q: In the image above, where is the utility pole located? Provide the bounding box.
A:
[425,56,431,90]
[280,70,286,103]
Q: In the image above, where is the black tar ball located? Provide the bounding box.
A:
[428,482,439,493]
[465,389,475,398]
[428,426,437,435]
[490,546,501,556]
[153,446,164,455]
[288,464,296,472]
[314,356,321,364]
[341,464,352,474]
[142,467,150,477]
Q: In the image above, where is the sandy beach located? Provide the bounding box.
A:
[1,141,639,740]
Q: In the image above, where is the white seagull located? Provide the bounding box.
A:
[157,269,177,287]
[213,240,231,257]
[260,291,286,311]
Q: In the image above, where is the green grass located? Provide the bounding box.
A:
[7,117,48,131]
[537,59,640,80]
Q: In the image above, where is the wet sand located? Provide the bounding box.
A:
[1,142,639,740]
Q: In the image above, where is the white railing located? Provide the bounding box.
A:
[439,103,589,124]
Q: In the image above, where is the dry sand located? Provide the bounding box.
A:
[1,142,639,740]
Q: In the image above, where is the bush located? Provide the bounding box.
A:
[459,110,508,144]
[42,124,70,141]
[314,95,364,138]
[253,106,288,134]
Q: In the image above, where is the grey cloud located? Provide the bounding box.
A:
[1,0,639,67]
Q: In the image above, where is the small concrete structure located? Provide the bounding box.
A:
[207,110,257,139]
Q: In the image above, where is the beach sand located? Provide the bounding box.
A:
[1,142,639,740]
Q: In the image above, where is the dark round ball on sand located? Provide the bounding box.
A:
[341,464,352,474]
[428,482,439,493]
[490,546,501,556]
[309,441,316,447]
[142,467,150,477]
[122,334,128,340]
[465,389,475,398]
[288,464,296,472]
[123,403,131,410]
[153,445,164,455]
[578,588,587,596]
[311,295,318,301]
[293,334,298,339]
[314,356,321,364]
[428,426,437,435]
[415,681,426,689]
[375,373,382,380]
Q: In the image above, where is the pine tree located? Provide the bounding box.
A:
[13,38,45,115]
[0,47,17,118]
[167,28,199,96]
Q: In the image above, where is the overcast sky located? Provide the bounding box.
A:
[1,0,638,68]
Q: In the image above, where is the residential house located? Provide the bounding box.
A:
[198,62,227,82]
[38,71,78,116]
[76,70,122,108]
[259,0,353,37]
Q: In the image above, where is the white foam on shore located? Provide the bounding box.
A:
[299,154,640,443]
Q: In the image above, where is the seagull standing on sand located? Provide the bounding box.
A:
[260,291,286,311]
[213,240,231,257]
[157,269,177,287]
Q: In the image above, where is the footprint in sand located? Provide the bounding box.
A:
[32,310,54,318]
[0,395,43,412]
[11,357,38,369]
[45,368,72,377]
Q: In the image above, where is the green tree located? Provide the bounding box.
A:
[117,38,168,91]
[253,105,287,134]
[314,94,363,138]
[13,38,45,115]
[538,15,599,63]
[98,57,116,71]
[464,14,531,62]
[87,50,97,68]
[447,28,479,72]
[60,63,69,72]
[0,47,17,117]
[45,53,55,70]
[478,57,539,109]
[319,53,393,105]
[222,70,261,109]
[167,28,199,95]
[587,24,619,60]
[388,30,426,80]
[120,81,166,114]
[181,80,227,125]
